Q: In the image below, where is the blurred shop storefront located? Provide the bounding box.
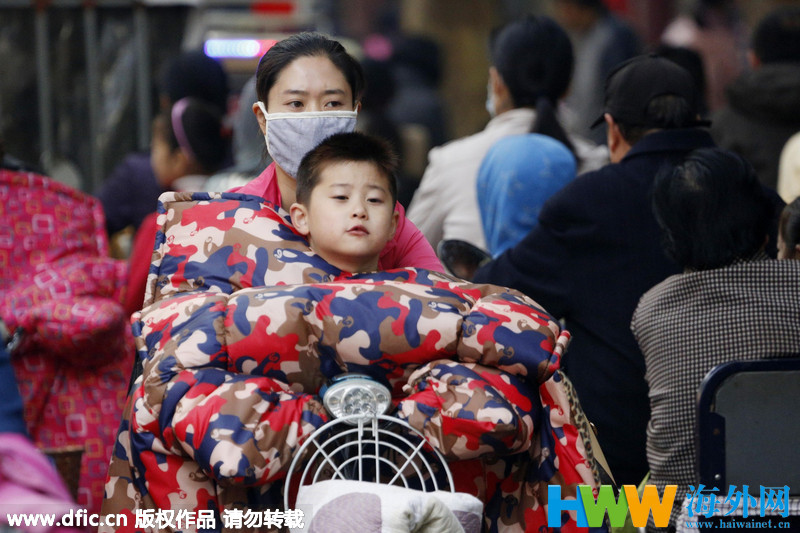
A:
[1,0,734,194]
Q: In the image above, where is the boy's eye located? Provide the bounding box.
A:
[368,197,384,204]
[332,195,348,200]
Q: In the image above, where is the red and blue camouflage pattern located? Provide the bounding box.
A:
[100,192,598,532]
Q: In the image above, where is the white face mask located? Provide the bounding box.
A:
[485,82,496,119]
[257,101,358,179]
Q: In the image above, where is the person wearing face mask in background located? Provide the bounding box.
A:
[406,15,606,254]
[230,32,442,272]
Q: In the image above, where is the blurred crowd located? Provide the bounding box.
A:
[2,1,800,532]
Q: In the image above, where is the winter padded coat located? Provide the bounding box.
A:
[100,192,601,532]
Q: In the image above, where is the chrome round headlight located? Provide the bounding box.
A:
[321,374,392,421]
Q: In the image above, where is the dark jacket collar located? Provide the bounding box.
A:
[623,128,716,161]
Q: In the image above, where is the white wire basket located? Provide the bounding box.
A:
[283,414,454,511]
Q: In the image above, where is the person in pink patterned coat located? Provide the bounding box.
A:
[0,168,134,515]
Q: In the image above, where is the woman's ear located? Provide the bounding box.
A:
[252,102,267,135]
[794,243,800,260]
[488,66,502,94]
[488,66,511,113]
[289,202,310,236]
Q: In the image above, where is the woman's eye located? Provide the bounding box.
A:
[324,100,344,109]
[287,101,303,109]
[333,195,348,201]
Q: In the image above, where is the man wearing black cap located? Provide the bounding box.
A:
[472,54,719,487]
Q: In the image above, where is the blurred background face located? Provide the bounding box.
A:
[150,119,183,188]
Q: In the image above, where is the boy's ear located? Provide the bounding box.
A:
[794,243,800,260]
[289,202,310,236]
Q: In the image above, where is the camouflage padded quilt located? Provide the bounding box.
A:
[101,192,599,533]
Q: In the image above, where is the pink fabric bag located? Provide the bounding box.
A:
[0,433,87,533]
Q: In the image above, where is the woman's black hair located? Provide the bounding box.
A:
[779,197,800,252]
[255,32,365,108]
[158,97,228,174]
[652,147,773,271]
[489,15,575,155]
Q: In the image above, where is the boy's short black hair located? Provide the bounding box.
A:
[295,132,399,205]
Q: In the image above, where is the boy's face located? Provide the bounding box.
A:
[290,161,398,273]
